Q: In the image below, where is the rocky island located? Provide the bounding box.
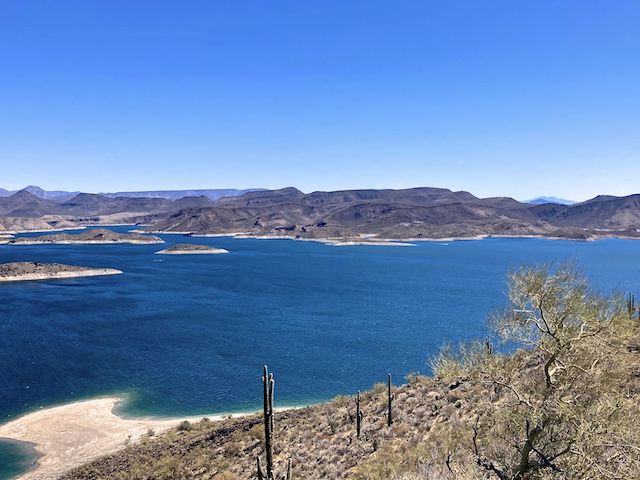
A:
[155,243,229,254]
[7,228,163,245]
[0,262,122,282]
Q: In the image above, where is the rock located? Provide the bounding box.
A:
[448,380,462,390]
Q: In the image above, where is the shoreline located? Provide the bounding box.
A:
[155,248,229,254]
[145,230,640,244]
[0,397,259,480]
[0,269,123,283]
[0,226,88,235]
[6,225,640,246]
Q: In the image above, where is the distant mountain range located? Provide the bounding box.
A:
[142,187,640,240]
[0,185,81,202]
[100,188,264,200]
[0,186,639,240]
[0,186,262,201]
[525,196,576,205]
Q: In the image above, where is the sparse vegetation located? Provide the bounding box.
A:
[62,265,640,480]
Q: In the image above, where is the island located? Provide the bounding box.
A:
[155,243,229,254]
[7,228,164,245]
[0,233,14,244]
[0,262,123,282]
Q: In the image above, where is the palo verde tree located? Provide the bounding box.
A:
[431,264,640,479]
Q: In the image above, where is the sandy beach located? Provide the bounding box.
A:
[0,398,240,480]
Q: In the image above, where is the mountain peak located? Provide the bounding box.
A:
[10,189,41,200]
[24,185,46,195]
[525,196,575,205]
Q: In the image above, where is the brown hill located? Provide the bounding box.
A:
[0,190,57,217]
[142,187,640,240]
[2,186,640,240]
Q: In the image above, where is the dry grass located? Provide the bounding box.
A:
[61,373,480,480]
[62,267,640,480]
[61,340,640,480]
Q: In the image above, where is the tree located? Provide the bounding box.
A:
[432,265,640,479]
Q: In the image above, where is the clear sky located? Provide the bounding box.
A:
[1,1,639,200]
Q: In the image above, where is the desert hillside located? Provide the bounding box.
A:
[62,266,640,480]
[2,187,640,240]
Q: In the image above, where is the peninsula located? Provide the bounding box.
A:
[0,262,122,282]
[155,243,229,254]
[7,228,163,245]
[0,397,217,480]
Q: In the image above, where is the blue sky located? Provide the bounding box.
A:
[1,1,639,200]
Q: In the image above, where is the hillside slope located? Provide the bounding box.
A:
[2,186,640,240]
[62,267,640,480]
[144,187,640,240]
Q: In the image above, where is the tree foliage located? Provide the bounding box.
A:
[432,264,640,479]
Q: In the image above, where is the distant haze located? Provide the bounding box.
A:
[525,196,576,206]
[0,187,263,202]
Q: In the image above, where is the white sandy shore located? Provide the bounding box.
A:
[0,269,122,282]
[129,229,640,245]
[0,398,248,480]
[130,229,198,235]
[321,239,416,246]
[155,248,229,254]
[186,232,417,246]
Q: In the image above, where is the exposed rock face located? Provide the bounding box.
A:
[8,228,164,245]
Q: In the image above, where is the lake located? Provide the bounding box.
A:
[1,228,639,478]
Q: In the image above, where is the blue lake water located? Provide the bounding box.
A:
[1,228,639,478]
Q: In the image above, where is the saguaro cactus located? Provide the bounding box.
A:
[286,458,293,480]
[387,373,394,427]
[628,293,636,317]
[257,457,264,480]
[256,365,275,480]
[255,366,293,480]
[356,390,363,438]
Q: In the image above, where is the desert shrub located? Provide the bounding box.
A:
[424,265,640,479]
[332,394,351,408]
[248,422,264,442]
[60,264,640,480]
[214,472,241,480]
[405,372,424,385]
[430,340,492,379]
[177,420,192,431]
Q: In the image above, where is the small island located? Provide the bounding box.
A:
[0,262,123,282]
[0,233,14,244]
[8,228,164,245]
[155,243,229,255]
